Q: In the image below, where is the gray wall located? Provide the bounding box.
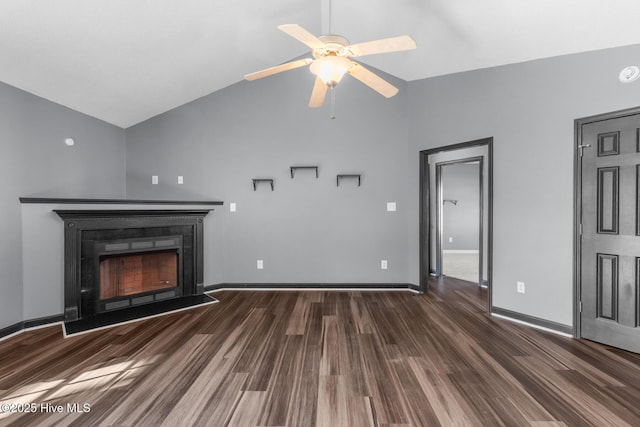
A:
[125,65,410,284]
[442,162,480,251]
[0,81,125,330]
[407,44,640,327]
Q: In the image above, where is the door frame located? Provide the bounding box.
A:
[435,156,484,284]
[574,105,640,339]
[419,137,493,311]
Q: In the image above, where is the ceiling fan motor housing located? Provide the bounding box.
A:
[313,34,350,58]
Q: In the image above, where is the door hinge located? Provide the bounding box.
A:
[579,223,583,235]
[579,301,582,313]
[578,144,591,157]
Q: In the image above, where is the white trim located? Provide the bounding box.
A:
[27,321,64,332]
[62,299,218,338]
[443,250,480,254]
[491,313,573,338]
[0,329,24,342]
[0,321,65,343]
[206,287,421,294]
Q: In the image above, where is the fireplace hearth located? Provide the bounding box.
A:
[55,209,213,333]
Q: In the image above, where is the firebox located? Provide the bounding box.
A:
[100,251,177,299]
[95,236,183,313]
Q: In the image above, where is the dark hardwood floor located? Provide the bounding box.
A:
[2,278,640,426]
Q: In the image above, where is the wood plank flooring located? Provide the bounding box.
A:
[2,278,640,426]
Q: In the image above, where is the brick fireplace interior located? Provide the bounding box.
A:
[99,251,178,300]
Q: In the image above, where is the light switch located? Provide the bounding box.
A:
[387,202,396,212]
[178,176,184,184]
[257,260,264,269]
[152,175,158,185]
[230,202,236,212]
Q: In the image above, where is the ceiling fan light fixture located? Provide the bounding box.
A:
[310,56,352,86]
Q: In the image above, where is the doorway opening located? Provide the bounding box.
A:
[437,158,482,284]
[419,137,493,311]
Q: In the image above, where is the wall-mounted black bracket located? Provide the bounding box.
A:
[290,166,319,179]
[336,174,361,187]
[252,179,274,191]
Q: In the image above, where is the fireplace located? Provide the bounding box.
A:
[55,210,211,324]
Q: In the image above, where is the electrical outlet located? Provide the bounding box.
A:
[257,260,263,269]
[386,202,397,212]
[381,260,388,270]
[152,175,158,185]
[517,281,525,294]
[178,176,184,184]
[230,202,236,212]
[449,237,453,243]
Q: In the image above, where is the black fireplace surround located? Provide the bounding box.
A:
[55,210,211,324]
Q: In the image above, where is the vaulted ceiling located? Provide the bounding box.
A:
[1,0,640,128]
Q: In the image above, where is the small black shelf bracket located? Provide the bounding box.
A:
[336,174,361,187]
[252,178,274,191]
[290,166,319,179]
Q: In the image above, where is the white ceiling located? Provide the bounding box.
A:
[1,0,640,128]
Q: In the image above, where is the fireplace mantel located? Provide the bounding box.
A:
[54,209,214,220]
[20,197,223,206]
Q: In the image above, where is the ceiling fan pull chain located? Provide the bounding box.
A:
[330,85,336,119]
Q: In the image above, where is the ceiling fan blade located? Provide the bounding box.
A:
[278,24,325,49]
[309,77,328,108]
[348,63,399,98]
[347,35,416,57]
[244,58,312,81]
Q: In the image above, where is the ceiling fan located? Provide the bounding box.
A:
[244,24,416,116]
